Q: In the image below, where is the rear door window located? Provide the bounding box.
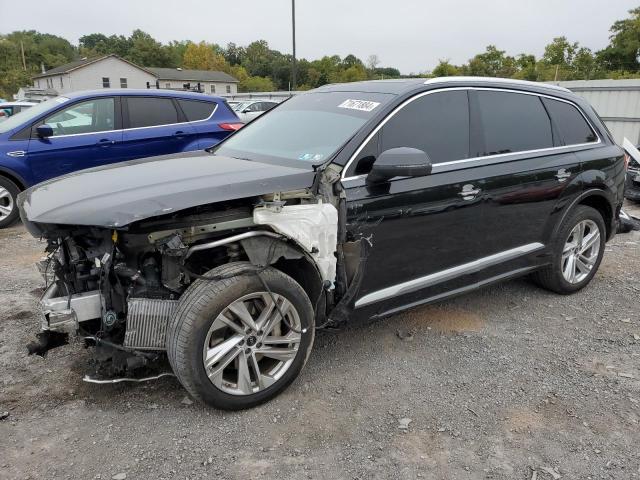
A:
[379,90,470,164]
[542,98,598,145]
[177,99,216,122]
[127,97,179,128]
[475,90,553,156]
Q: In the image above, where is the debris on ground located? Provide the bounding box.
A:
[396,329,414,341]
[397,418,412,430]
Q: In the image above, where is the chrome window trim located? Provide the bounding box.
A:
[341,86,601,181]
[354,242,545,309]
[40,99,218,139]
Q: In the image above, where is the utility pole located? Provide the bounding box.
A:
[291,0,297,91]
[20,40,26,71]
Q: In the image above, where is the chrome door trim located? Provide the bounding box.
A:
[341,87,601,181]
[354,242,545,308]
[6,150,26,157]
[39,100,218,139]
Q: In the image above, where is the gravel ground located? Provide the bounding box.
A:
[1,203,640,480]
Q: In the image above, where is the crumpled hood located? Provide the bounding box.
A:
[18,150,316,229]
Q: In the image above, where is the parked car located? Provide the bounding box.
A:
[0,101,36,120]
[19,77,625,410]
[232,99,279,122]
[0,89,242,228]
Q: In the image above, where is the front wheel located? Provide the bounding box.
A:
[166,262,315,410]
[0,176,20,229]
[532,205,606,294]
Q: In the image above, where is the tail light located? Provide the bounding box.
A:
[624,152,630,171]
[218,122,244,131]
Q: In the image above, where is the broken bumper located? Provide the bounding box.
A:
[40,284,102,334]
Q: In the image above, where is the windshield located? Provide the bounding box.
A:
[0,96,70,134]
[215,91,395,165]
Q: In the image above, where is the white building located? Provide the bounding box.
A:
[27,54,238,100]
[32,54,157,94]
[148,67,238,96]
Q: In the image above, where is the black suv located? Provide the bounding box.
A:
[19,77,625,410]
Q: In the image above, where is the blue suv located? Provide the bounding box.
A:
[0,89,242,228]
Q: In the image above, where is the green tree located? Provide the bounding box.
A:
[597,7,640,71]
[126,30,174,67]
[240,75,275,92]
[432,59,460,77]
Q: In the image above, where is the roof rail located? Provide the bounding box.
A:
[424,76,571,93]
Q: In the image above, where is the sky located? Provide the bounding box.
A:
[0,0,637,74]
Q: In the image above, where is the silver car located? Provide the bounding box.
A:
[233,100,279,123]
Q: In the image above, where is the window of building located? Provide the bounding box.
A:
[177,99,216,121]
[126,97,179,128]
[44,97,116,136]
[165,83,171,89]
[379,90,470,164]
[102,77,110,88]
[475,90,553,156]
[120,78,128,88]
[210,84,216,94]
[59,77,63,88]
[542,97,597,145]
[226,85,231,94]
[36,79,40,88]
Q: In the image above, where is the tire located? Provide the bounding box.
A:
[0,176,20,229]
[531,205,606,294]
[166,262,315,410]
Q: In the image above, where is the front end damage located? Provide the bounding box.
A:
[27,165,368,379]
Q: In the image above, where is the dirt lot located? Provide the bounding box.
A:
[1,204,640,480]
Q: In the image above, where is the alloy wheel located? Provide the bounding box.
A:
[0,186,14,221]
[561,219,600,284]
[202,292,302,396]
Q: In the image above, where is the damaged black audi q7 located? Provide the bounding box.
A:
[18,77,626,410]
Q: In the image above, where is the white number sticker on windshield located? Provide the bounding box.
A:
[338,99,380,112]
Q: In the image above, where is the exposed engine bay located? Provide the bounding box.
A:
[28,164,369,380]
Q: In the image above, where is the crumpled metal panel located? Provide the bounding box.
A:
[18,151,315,229]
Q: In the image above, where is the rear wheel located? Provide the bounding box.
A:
[532,205,605,294]
[166,262,315,410]
[0,176,20,229]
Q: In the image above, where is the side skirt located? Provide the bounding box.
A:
[370,265,537,320]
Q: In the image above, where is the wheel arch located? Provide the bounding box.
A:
[238,235,325,313]
[0,167,27,191]
[552,189,616,242]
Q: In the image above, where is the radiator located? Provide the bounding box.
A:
[123,298,179,350]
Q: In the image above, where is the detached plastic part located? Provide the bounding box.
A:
[254,202,339,286]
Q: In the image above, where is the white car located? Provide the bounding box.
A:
[232,100,279,123]
[0,102,36,122]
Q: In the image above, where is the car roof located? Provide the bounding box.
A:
[312,77,572,97]
[64,89,223,101]
[0,101,37,106]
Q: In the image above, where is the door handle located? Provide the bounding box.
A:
[173,130,186,138]
[96,139,115,147]
[555,169,571,182]
[458,184,481,200]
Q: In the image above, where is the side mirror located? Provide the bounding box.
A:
[36,124,54,138]
[242,108,251,114]
[366,147,432,184]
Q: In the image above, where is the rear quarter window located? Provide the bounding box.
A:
[542,97,598,145]
[177,99,216,122]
